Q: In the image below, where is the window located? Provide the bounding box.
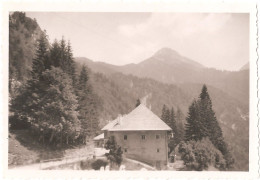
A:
[141,135,146,140]
[124,148,127,153]
[124,135,127,140]
[157,148,160,153]
[156,134,160,139]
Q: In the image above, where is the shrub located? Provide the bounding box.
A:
[178,138,226,170]
[105,136,123,167]
[91,159,108,170]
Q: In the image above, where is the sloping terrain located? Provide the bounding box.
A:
[88,71,249,170]
[75,48,249,104]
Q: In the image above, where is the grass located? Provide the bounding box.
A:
[9,130,40,166]
[8,130,94,168]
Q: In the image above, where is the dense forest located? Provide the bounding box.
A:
[9,12,100,147]
[9,12,249,171]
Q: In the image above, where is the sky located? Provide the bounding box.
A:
[26,12,249,71]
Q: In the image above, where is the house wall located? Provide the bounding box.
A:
[105,130,168,169]
[94,139,104,148]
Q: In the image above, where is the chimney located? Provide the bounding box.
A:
[117,114,122,125]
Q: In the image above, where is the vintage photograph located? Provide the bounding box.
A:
[7,11,250,172]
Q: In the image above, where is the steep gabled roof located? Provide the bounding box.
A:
[101,119,118,131]
[102,104,171,131]
[93,133,104,140]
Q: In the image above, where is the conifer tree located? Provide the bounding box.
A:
[66,41,76,86]
[168,107,178,154]
[185,100,205,141]
[77,65,99,143]
[11,35,83,146]
[170,107,177,134]
[161,104,170,126]
[34,67,80,145]
[176,107,185,142]
[49,39,61,68]
[31,34,48,79]
[184,85,234,169]
[198,85,234,168]
[161,104,167,121]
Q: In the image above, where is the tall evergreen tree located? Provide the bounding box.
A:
[176,107,185,142]
[168,107,178,154]
[169,107,177,134]
[66,41,76,86]
[77,65,100,143]
[34,67,80,145]
[11,36,80,146]
[31,34,49,79]
[185,100,205,141]
[161,104,170,126]
[49,39,61,68]
[184,85,234,169]
[198,85,234,168]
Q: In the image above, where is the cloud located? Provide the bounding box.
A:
[119,13,231,39]
[116,13,248,70]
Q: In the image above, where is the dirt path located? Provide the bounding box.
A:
[10,155,92,170]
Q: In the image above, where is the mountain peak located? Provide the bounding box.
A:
[149,47,204,69]
[153,47,180,58]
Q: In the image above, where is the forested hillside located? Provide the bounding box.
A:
[76,54,249,105]
[89,72,248,170]
[9,12,249,171]
[9,12,45,83]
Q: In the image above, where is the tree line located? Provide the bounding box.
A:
[10,34,100,147]
[160,105,185,155]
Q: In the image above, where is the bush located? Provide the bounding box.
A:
[9,115,30,130]
[178,138,226,171]
[91,159,108,170]
[105,136,123,167]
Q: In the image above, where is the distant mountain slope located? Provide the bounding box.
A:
[87,71,248,171]
[9,12,46,82]
[240,62,249,71]
[75,48,249,104]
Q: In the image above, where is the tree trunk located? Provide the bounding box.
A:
[60,132,63,148]
[49,130,54,143]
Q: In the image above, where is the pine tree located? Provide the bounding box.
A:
[35,67,80,145]
[168,107,178,154]
[161,104,170,126]
[31,34,48,79]
[185,100,205,141]
[198,85,234,168]
[66,41,76,85]
[169,107,177,134]
[49,39,61,68]
[161,104,167,121]
[184,85,234,169]
[12,33,49,124]
[77,65,100,143]
[176,107,185,142]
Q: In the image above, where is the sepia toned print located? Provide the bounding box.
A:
[3,3,258,178]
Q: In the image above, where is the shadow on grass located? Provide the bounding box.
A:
[9,129,66,161]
